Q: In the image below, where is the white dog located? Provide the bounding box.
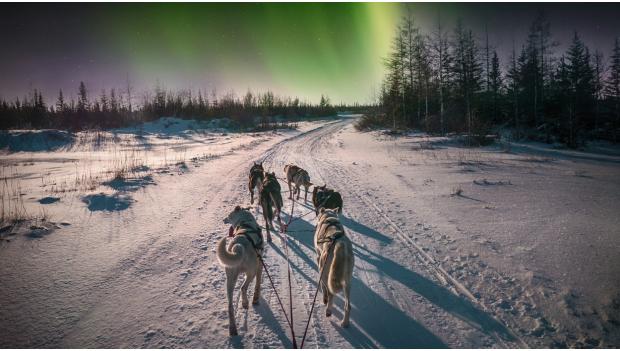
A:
[217,206,264,336]
[314,207,354,327]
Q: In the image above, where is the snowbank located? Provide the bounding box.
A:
[0,130,74,152]
[116,117,239,135]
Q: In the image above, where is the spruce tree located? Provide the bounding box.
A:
[606,38,620,135]
[431,14,452,135]
[489,51,503,122]
[565,32,595,146]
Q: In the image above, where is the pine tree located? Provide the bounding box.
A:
[125,74,133,113]
[77,81,88,112]
[506,41,521,133]
[56,89,66,113]
[100,90,109,113]
[383,23,407,129]
[489,51,503,122]
[415,33,432,130]
[431,14,452,135]
[592,50,605,130]
[565,32,595,146]
[606,37,620,135]
[525,11,557,129]
[403,16,418,126]
[452,20,482,135]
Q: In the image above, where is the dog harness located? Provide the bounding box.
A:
[316,217,345,244]
[230,221,264,250]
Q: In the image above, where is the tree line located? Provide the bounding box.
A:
[375,12,620,147]
[0,81,340,131]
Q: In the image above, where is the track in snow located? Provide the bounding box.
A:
[0,118,527,348]
[250,118,522,348]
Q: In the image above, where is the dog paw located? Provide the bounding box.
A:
[340,320,350,328]
[229,327,238,336]
[252,299,260,305]
[325,309,332,317]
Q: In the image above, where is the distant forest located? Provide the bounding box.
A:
[369,12,620,147]
[0,83,344,131]
[2,12,620,148]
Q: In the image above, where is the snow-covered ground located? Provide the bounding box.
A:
[1,116,618,347]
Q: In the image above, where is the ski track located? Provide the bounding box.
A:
[2,118,542,348]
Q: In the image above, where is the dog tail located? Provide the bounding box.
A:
[328,240,351,294]
[217,237,245,267]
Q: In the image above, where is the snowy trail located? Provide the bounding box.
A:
[255,119,521,348]
[6,117,602,347]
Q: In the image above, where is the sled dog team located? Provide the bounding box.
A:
[217,162,353,336]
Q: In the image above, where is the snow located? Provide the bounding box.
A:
[1,116,619,347]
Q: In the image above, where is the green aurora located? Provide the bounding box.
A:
[99,3,403,104]
[2,3,618,105]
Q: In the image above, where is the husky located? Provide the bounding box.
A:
[248,162,265,205]
[217,206,264,336]
[312,184,344,215]
[259,172,282,239]
[314,207,353,327]
[284,164,313,201]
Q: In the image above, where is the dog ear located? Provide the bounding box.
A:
[234,205,241,211]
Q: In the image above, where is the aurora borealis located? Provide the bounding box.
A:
[1,3,619,104]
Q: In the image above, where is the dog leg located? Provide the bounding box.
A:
[253,262,262,305]
[304,186,308,202]
[326,291,334,317]
[250,190,254,205]
[322,281,328,305]
[265,220,272,242]
[241,272,254,309]
[288,181,292,199]
[226,269,239,336]
[262,211,272,242]
[341,283,351,328]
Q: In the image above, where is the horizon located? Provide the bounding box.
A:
[1,2,620,105]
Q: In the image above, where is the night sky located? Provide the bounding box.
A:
[1,3,619,104]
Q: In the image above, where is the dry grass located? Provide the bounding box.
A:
[0,166,28,225]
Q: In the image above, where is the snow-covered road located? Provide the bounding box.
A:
[2,117,618,348]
